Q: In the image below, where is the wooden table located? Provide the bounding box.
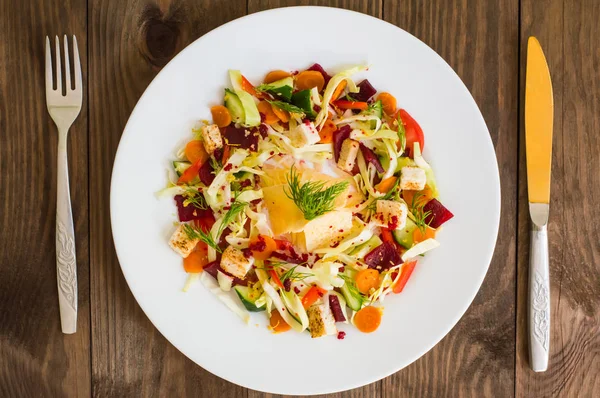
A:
[1,0,598,396]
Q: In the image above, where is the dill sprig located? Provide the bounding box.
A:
[182,188,208,210]
[182,200,247,252]
[284,166,349,221]
[396,113,407,154]
[410,191,432,233]
[367,179,400,211]
[279,266,312,284]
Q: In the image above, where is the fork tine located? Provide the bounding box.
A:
[54,36,62,94]
[72,35,82,93]
[63,35,71,91]
[45,36,53,92]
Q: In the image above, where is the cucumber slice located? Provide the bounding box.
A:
[173,161,191,176]
[261,77,293,101]
[340,281,363,312]
[224,89,245,124]
[291,90,316,119]
[380,155,416,175]
[228,70,261,127]
[349,235,383,259]
[234,285,266,312]
[368,100,382,129]
[392,217,418,249]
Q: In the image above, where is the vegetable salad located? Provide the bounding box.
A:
[160,64,454,338]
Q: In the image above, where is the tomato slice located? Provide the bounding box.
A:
[397,109,424,156]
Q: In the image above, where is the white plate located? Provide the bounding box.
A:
[111,6,500,395]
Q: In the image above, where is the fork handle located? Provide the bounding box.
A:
[56,131,77,334]
[528,223,550,371]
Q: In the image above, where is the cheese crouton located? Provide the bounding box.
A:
[220,246,254,279]
[301,210,353,251]
[168,224,199,258]
[400,166,426,191]
[200,124,223,155]
[307,301,337,338]
[337,139,360,173]
[289,121,320,147]
[374,200,408,230]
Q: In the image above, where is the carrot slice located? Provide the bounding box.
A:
[249,235,278,261]
[375,176,398,193]
[241,75,258,97]
[301,286,327,309]
[355,269,380,294]
[330,80,347,102]
[295,70,325,92]
[257,101,279,124]
[318,119,337,143]
[270,103,290,123]
[413,226,436,243]
[184,140,209,164]
[377,92,397,116]
[183,242,208,273]
[264,70,292,84]
[392,260,417,293]
[354,306,382,333]
[178,158,203,184]
[210,105,232,128]
[402,186,434,208]
[269,310,291,333]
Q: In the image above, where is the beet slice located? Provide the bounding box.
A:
[223,125,259,151]
[202,259,250,287]
[354,79,377,102]
[198,160,216,186]
[359,143,385,173]
[174,195,212,222]
[364,242,402,270]
[423,199,454,228]
[329,294,346,322]
[307,63,332,86]
[333,125,352,163]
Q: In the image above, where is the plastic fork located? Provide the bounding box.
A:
[45,35,82,334]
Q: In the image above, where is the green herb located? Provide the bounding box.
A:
[182,200,247,253]
[279,266,312,284]
[255,83,276,93]
[367,100,382,113]
[344,93,358,102]
[284,166,349,220]
[340,274,366,304]
[209,156,222,174]
[396,113,406,154]
[267,100,306,115]
[367,179,400,211]
[410,191,432,233]
[182,188,208,210]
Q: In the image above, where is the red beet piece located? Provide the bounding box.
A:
[423,199,454,228]
[198,161,215,186]
[354,80,377,102]
[223,125,259,151]
[333,125,352,163]
[364,242,402,270]
[202,260,250,286]
[307,63,332,85]
[329,295,346,322]
[174,195,212,222]
[359,143,385,173]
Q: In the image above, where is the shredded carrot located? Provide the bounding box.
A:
[375,176,398,193]
[402,186,434,208]
[210,105,232,128]
[301,286,327,309]
[377,92,397,116]
[295,70,325,92]
[413,226,436,243]
[264,70,291,84]
[241,75,258,97]
[354,306,382,333]
[269,310,291,333]
[271,103,290,122]
[355,269,380,294]
[318,119,337,143]
[330,80,347,102]
[257,101,279,124]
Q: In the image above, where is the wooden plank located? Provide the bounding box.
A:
[245,1,382,397]
[0,0,90,397]
[516,0,600,396]
[383,1,519,396]
[88,1,247,396]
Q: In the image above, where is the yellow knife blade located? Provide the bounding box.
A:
[525,37,554,204]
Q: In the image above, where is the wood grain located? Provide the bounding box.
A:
[382,1,519,397]
[88,1,247,397]
[516,0,600,396]
[0,0,90,397]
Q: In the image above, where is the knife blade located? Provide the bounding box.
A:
[525,36,553,372]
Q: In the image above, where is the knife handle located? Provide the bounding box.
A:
[529,223,550,372]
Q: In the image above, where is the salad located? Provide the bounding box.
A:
[160,64,454,338]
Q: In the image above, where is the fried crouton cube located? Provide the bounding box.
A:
[374,200,408,230]
[307,301,337,338]
[201,124,223,155]
[337,139,360,173]
[400,166,427,191]
[169,224,199,258]
[220,246,254,279]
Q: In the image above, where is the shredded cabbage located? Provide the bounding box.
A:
[182,273,200,292]
[413,142,439,197]
[381,139,398,180]
[295,261,344,290]
[314,219,374,256]
[199,272,250,323]
[316,65,368,128]
[236,189,263,203]
[245,205,273,237]
[206,149,249,208]
[357,151,383,198]
[280,290,309,329]
[351,128,398,142]
[401,238,440,261]
[256,269,305,332]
